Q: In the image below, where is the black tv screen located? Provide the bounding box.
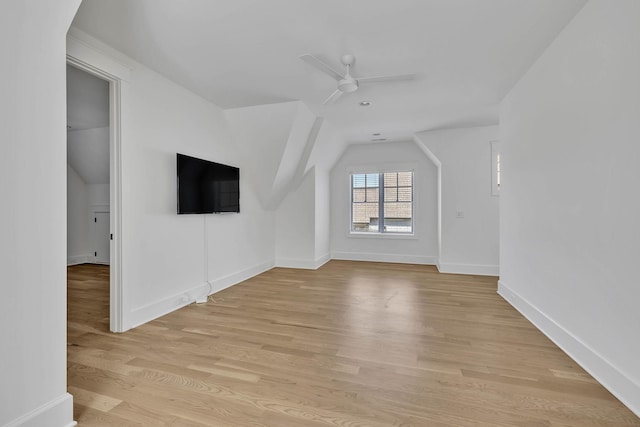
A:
[177,153,240,214]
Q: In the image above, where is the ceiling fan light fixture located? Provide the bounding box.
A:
[338,77,359,93]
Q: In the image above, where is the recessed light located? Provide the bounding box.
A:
[372,133,381,136]
[372,138,387,142]
[359,101,371,106]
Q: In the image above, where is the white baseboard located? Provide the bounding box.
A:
[67,255,110,266]
[331,251,436,265]
[127,260,275,330]
[128,281,210,330]
[276,253,330,270]
[67,255,89,266]
[437,262,499,276]
[498,280,640,418]
[209,260,275,293]
[4,392,76,427]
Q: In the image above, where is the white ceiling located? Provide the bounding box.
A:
[71,0,586,143]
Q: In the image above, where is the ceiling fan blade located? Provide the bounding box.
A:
[358,73,416,84]
[300,54,343,81]
[323,89,343,105]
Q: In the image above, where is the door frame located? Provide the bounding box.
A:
[66,53,124,332]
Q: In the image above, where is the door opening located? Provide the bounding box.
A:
[66,52,123,332]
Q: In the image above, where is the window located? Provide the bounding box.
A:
[351,171,413,234]
[491,141,501,196]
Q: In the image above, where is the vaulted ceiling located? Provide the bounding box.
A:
[71,0,586,143]
[67,64,110,185]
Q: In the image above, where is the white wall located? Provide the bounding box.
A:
[68,29,276,330]
[499,0,640,415]
[330,141,438,264]
[275,170,317,267]
[416,125,500,275]
[87,183,109,207]
[274,121,338,271]
[0,1,81,426]
[224,101,316,210]
[309,120,347,267]
[314,167,331,262]
[67,164,89,264]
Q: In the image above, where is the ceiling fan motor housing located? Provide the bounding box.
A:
[338,77,359,93]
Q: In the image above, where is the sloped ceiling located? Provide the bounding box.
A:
[67,65,109,185]
[67,64,109,131]
[71,0,587,143]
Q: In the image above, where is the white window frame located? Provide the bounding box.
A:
[349,169,415,236]
[491,141,501,196]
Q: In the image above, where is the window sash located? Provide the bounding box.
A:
[351,171,413,234]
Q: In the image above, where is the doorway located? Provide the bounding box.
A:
[66,55,123,332]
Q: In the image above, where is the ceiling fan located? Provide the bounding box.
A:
[300,53,415,105]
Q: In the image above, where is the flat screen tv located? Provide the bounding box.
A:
[177,153,240,214]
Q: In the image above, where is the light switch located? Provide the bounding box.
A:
[456,210,464,218]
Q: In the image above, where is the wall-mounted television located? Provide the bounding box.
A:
[177,153,240,214]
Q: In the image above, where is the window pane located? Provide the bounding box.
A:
[383,172,397,187]
[352,174,366,188]
[398,172,412,187]
[384,202,412,232]
[366,173,379,187]
[398,187,412,202]
[384,187,398,202]
[352,202,379,232]
[365,187,378,202]
[352,187,365,203]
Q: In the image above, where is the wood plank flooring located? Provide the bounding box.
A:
[67,261,640,426]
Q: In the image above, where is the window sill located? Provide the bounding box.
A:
[347,232,417,240]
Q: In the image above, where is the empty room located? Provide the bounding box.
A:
[1,0,639,426]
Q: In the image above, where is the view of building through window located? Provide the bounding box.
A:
[351,171,413,233]
[491,141,501,196]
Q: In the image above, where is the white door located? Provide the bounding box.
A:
[93,211,110,264]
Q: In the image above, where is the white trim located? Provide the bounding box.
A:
[209,260,275,293]
[90,204,110,212]
[3,393,76,427]
[345,162,418,175]
[127,260,275,330]
[498,280,640,418]
[67,254,90,266]
[276,253,331,270]
[331,251,436,265]
[67,28,132,81]
[347,232,417,240]
[314,253,331,269]
[437,262,499,276]
[128,281,212,330]
[348,168,417,236]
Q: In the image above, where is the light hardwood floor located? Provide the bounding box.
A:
[67,262,640,426]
